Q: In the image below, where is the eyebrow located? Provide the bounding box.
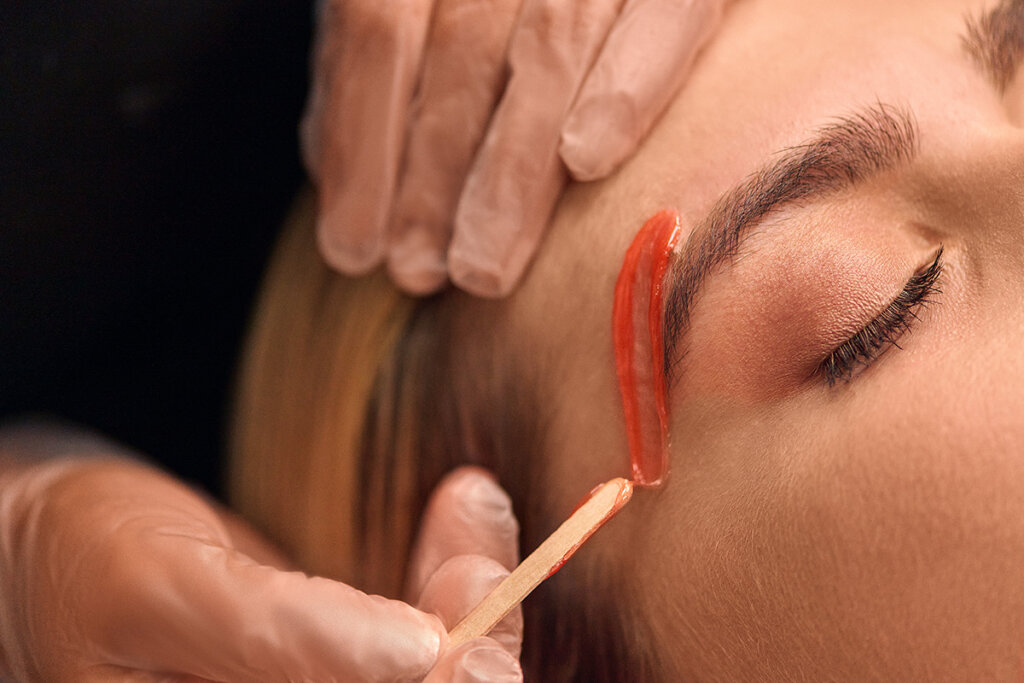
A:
[962,0,1024,92]
[662,103,919,381]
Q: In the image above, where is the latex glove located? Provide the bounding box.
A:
[302,0,725,298]
[0,434,520,681]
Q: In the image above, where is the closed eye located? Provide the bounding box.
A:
[818,248,943,386]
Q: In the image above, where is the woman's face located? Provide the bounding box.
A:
[478,0,1024,678]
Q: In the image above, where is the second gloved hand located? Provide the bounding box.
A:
[0,429,522,681]
[303,0,726,298]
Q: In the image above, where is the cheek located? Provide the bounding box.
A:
[629,345,1024,681]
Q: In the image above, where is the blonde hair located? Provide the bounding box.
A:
[229,191,418,592]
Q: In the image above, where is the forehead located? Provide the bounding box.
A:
[628,0,987,226]
[524,0,991,303]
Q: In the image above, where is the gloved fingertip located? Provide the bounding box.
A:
[444,468,514,523]
[450,187,538,297]
[316,212,385,275]
[453,643,523,683]
[388,263,448,296]
[392,606,449,678]
[424,609,451,658]
[560,92,637,181]
[448,251,513,299]
[387,226,448,295]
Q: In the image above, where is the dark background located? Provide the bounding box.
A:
[1,1,315,497]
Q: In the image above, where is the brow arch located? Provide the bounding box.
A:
[662,104,919,381]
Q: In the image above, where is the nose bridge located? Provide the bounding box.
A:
[1008,72,1024,123]
[961,125,1024,403]
[989,127,1024,240]
[998,130,1024,238]
[942,124,1024,246]
[926,122,1024,393]
[1005,125,1024,186]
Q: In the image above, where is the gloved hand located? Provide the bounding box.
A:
[302,0,726,297]
[0,429,522,681]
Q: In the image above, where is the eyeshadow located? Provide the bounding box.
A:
[612,210,683,487]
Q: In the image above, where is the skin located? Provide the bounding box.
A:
[456,0,1024,679]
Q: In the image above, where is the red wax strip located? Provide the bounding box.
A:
[649,213,683,458]
[612,210,682,488]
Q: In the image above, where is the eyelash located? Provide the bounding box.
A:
[819,248,943,386]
